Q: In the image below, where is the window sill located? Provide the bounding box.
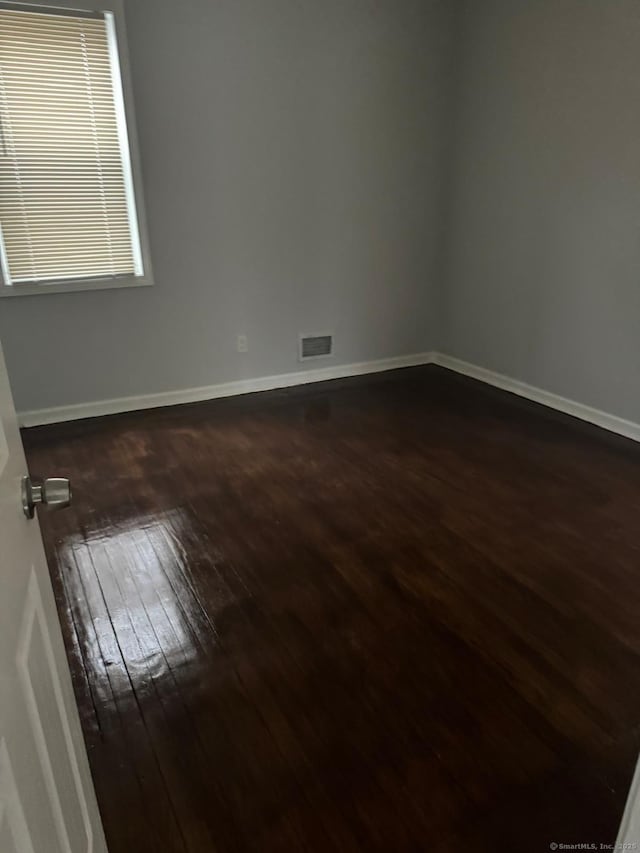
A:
[0,274,153,298]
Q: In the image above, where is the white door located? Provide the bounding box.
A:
[0,336,107,853]
[617,758,640,850]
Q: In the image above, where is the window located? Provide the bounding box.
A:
[0,0,151,295]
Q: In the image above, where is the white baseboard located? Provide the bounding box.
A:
[18,352,435,427]
[432,352,640,444]
[18,350,640,444]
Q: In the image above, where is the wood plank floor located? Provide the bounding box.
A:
[22,365,640,852]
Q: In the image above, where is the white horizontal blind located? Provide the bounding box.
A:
[0,7,142,285]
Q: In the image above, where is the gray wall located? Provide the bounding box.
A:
[0,0,454,413]
[441,0,640,422]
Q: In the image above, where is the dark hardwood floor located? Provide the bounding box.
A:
[22,365,640,852]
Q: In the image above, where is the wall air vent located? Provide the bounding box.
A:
[299,334,333,361]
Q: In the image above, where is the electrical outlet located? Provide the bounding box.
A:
[237,334,248,353]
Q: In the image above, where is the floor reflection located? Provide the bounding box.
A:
[57,508,202,680]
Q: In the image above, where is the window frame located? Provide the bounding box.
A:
[0,0,153,297]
